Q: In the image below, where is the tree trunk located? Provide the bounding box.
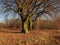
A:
[29,19,33,30]
[21,20,29,33]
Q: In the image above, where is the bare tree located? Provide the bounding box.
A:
[1,0,60,33]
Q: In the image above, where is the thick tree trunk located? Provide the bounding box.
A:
[21,20,29,33]
[29,19,33,30]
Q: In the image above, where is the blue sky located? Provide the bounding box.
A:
[0,0,5,22]
[0,0,19,22]
[0,14,4,22]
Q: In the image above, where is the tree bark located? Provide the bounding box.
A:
[29,19,33,30]
[21,20,29,33]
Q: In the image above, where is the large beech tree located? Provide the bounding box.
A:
[1,0,60,33]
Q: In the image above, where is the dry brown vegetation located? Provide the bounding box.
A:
[0,0,60,45]
[0,30,60,45]
[0,18,60,30]
[0,18,60,45]
[33,18,60,30]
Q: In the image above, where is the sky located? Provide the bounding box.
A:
[0,0,19,22]
[0,14,4,22]
[0,0,5,22]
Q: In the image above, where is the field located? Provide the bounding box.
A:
[0,18,60,45]
[0,29,60,45]
[0,0,60,45]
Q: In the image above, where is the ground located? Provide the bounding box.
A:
[0,29,60,45]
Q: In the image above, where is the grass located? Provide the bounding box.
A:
[0,29,60,45]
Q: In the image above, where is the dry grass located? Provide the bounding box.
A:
[0,29,60,45]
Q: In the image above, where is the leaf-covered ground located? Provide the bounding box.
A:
[0,29,60,45]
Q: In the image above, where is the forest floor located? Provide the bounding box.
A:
[0,28,60,45]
